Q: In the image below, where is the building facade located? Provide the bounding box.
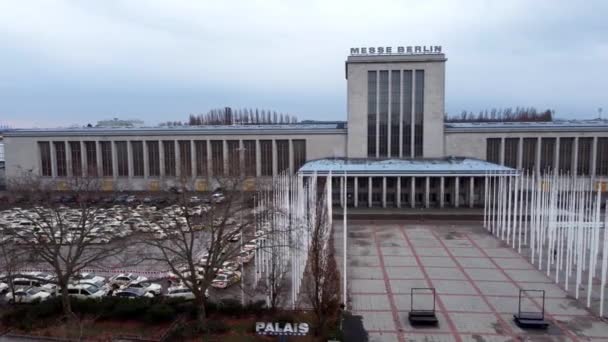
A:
[3,49,608,206]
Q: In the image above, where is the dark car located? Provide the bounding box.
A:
[114,194,129,204]
[113,287,154,298]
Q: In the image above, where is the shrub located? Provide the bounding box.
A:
[203,319,229,334]
[244,300,267,315]
[217,298,242,316]
[144,304,175,324]
[110,298,150,320]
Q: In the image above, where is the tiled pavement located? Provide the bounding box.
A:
[335,221,608,342]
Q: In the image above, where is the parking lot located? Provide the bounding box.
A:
[335,220,608,342]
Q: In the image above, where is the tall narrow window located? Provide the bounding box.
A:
[414,70,424,157]
[378,70,389,157]
[486,138,501,164]
[243,140,257,176]
[596,137,608,176]
[69,142,82,177]
[147,141,160,177]
[540,138,555,173]
[504,138,519,168]
[276,140,289,173]
[84,141,97,176]
[210,140,224,176]
[522,138,537,173]
[179,140,192,177]
[194,140,207,177]
[227,140,240,176]
[402,70,413,157]
[163,141,176,177]
[390,70,400,157]
[54,142,67,177]
[115,141,128,177]
[577,137,592,176]
[39,142,52,177]
[559,138,574,173]
[100,141,113,177]
[293,140,306,171]
[367,71,377,157]
[260,140,273,176]
[131,141,144,177]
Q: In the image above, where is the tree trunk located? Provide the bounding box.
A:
[197,295,207,328]
[59,281,75,321]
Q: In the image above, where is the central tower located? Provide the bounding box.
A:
[345,48,446,159]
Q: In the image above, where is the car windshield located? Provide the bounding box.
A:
[84,285,98,293]
[215,275,227,281]
[27,288,40,295]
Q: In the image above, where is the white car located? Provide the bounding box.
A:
[123,281,162,296]
[5,287,52,303]
[110,273,148,287]
[165,286,196,300]
[211,271,241,289]
[67,284,106,299]
[237,250,255,264]
[113,288,155,299]
[0,282,8,294]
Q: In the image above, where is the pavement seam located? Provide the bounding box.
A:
[398,225,463,342]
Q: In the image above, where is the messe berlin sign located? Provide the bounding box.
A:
[350,45,442,56]
[255,322,310,336]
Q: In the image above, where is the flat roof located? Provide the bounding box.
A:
[445,119,608,133]
[298,157,516,176]
[4,123,347,137]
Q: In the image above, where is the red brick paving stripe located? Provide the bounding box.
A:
[398,226,463,342]
[372,226,406,342]
[428,230,519,340]
[351,292,567,300]
[463,233,583,341]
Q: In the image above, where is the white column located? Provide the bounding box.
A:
[222,140,228,176]
[159,140,165,177]
[425,177,430,208]
[79,141,86,177]
[591,136,598,177]
[127,141,134,178]
[66,142,72,177]
[174,141,181,178]
[535,137,541,175]
[554,138,560,172]
[143,141,149,179]
[439,177,445,208]
[111,141,118,180]
[354,177,359,208]
[500,137,505,165]
[255,140,262,177]
[368,176,373,208]
[206,141,212,178]
[455,176,460,208]
[573,138,579,176]
[410,177,416,208]
[469,176,475,208]
[340,176,345,208]
[517,137,523,170]
[272,140,277,176]
[396,177,401,208]
[96,141,103,178]
[50,141,57,178]
[382,177,387,208]
[288,139,294,174]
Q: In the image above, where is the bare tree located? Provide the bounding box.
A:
[302,198,341,337]
[258,244,290,311]
[138,177,274,328]
[0,231,30,303]
[5,174,141,321]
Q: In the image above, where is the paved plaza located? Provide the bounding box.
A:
[335,220,608,342]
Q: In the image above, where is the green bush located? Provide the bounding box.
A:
[110,298,150,320]
[203,319,229,334]
[217,298,242,316]
[144,304,175,324]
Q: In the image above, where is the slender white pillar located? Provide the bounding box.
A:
[354,177,359,208]
[455,177,460,208]
[396,177,401,208]
[340,177,345,208]
[143,141,149,179]
[440,177,445,208]
[469,176,475,208]
[368,176,373,208]
[382,177,387,208]
[410,177,416,208]
[425,177,430,208]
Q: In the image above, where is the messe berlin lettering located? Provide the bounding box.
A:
[350,45,442,56]
[255,322,310,336]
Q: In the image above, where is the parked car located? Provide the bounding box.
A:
[67,284,106,299]
[237,250,255,264]
[164,286,199,300]
[5,287,52,303]
[109,273,148,287]
[73,272,107,289]
[0,282,8,295]
[211,271,241,289]
[123,281,162,296]
[113,288,155,299]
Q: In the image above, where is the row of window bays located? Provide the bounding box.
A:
[320,176,487,208]
[37,139,307,178]
[486,136,608,176]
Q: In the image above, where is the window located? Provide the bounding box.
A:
[54,142,67,177]
[486,138,501,164]
[39,142,52,176]
[540,138,555,173]
[227,140,240,176]
[558,138,573,173]
[243,140,257,176]
[147,141,160,177]
[577,137,592,176]
[84,141,97,176]
[210,140,223,176]
[131,141,144,177]
[115,141,128,177]
[178,140,192,177]
[100,141,113,177]
[367,71,377,157]
[292,140,306,171]
[414,70,424,157]
[390,70,400,157]
[194,140,207,177]
[504,138,519,168]
[402,70,413,157]
[522,138,537,173]
[378,70,389,157]
[596,137,608,176]
[69,142,82,177]
[276,140,289,173]
[260,140,273,176]
[163,141,176,177]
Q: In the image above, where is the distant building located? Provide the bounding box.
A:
[3,47,608,208]
[95,118,145,128]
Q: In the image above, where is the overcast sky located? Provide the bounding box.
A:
[0,0,606,127]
